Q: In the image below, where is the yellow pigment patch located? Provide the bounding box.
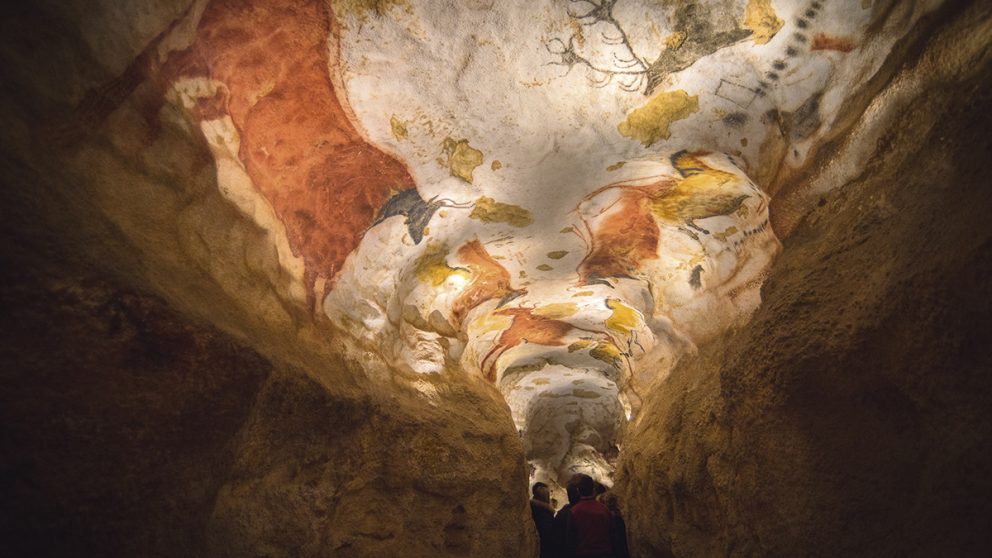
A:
[560,226,575,234]
[533,377,551,385]
[572,389,601,399]
[665,31,687,50]
[744,0,784,45]
[590,341,624,368]
[390,115,408,140]
[470,312,513,335]
[713,226,739,241]
[414,242,470,287]
[677,253,707,271]
[606,161,626,171]
[441,137,485,183]
[568,339,595,352]
[618,90,699,147]
[491,160,503,171]
[470,196,534,227]
[547,250,568,260]
[533,302,579,319]
[536,264,553,271]
[572,291,595,297]
[605,298,641,337]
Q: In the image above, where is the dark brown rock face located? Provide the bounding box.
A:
[0,264,268,557]
[616,39,992,558]
[0,251,532,558]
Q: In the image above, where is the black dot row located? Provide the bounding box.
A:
[758,1,825,88]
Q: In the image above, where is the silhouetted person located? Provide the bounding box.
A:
[602,492,630,558]
[554,478,581,557]
[594,481,607,501]
[564,474,614,558]
[531,482,556,558]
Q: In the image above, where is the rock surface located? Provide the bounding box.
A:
[616,5,992,554]
[0,246,533,558]
[2,0,991,556]
[0,2,534,556]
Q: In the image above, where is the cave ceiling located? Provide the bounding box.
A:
[59,0,944,488]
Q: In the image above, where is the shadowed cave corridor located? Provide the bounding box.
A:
[1,1,991,556]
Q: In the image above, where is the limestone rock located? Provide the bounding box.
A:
[616,24,992,555]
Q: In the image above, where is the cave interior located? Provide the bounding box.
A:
[1,0,991,556]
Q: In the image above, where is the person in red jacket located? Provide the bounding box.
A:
[564,474,614,558]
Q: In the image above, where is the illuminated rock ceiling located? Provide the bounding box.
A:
[52,0,946,490]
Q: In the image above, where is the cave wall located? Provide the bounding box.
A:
[3,0,991,556]
[0,2,534,557]
[616,5,992,555]
[0,222,533,558]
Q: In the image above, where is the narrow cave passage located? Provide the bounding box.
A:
[2,1,991,557]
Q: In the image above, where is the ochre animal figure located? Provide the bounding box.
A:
[573,150,755,285]
[649,150,751,238]
[604,297,644,355]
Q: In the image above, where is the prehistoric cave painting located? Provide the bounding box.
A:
[369,190,535,245]
[705,0,864,142]
[574,176,665,286]
[315,0,933,492]
[784,93,824,141]
[715,79,763,110]
[161,0,420,307]
[731,0,856,120]
[49,2,203,146]
[545,0,650,93]
[604,297,644,355]
[744,0,785,44]
[811,33,859,52]
[574,150,753,284]
[660,150,752,235]
[617,90,700,146]
[64,0,419,308]
[480,307,579,381]
[469,197,535,228]
[642,2,754,94]
[371,189,473,245]
[450,240,526,328]
[546,0,753,94]
[440,137,485,183]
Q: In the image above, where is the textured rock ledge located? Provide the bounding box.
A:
[0,248,534,557]
[615,14,992,553]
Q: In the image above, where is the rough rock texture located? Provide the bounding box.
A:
[0,2,534,556]
[3,0,991,556]
[615,12,992,556]
[0,245,534,558]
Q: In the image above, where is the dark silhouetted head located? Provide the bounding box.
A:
[575,474,595,498]
[566,476,582,505]
[532,482,549,502]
